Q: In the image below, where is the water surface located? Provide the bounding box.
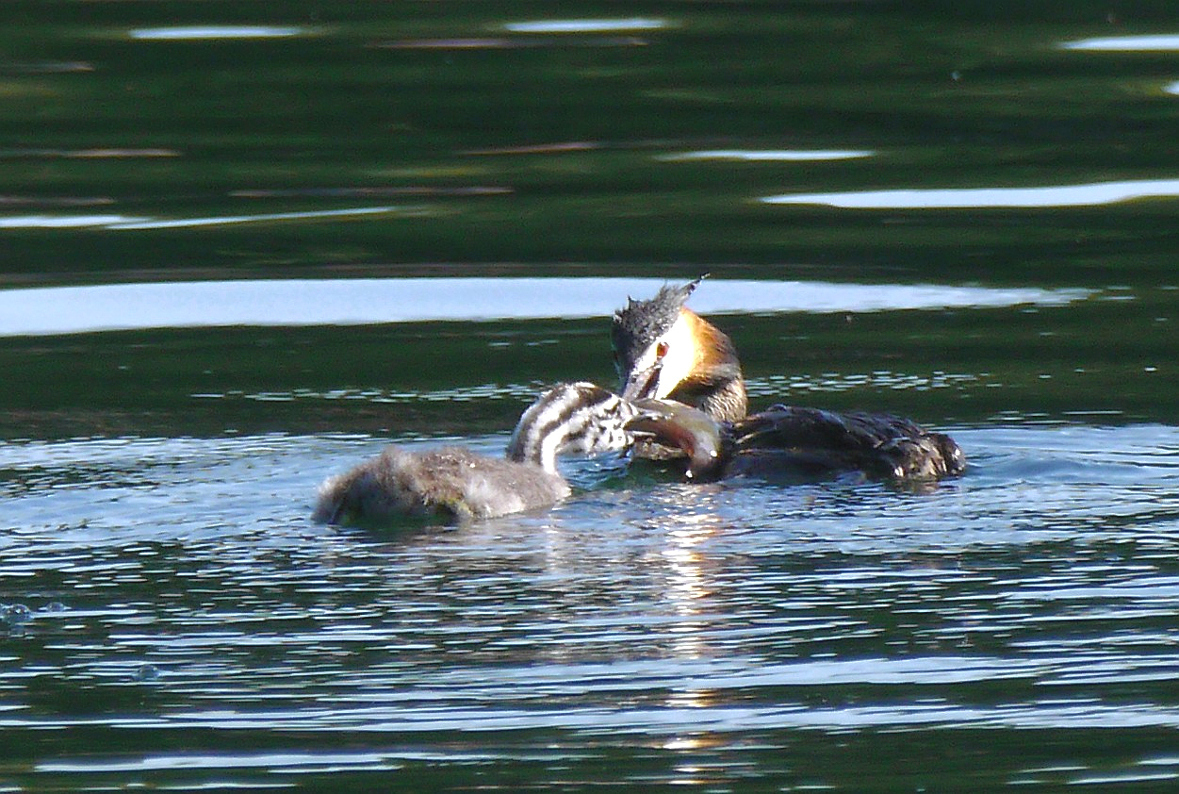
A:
[3,2,1179,792]
[4,419,1179,791]
[0,277,1089,336]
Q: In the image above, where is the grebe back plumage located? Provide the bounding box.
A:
[630,400,964,481]
[613,280,965,481]
[313,382,639,525]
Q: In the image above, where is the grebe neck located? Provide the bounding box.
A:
[506,382,638,472]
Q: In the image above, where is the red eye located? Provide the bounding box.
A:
[656,341,669,360]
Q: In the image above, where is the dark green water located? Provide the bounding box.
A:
[4,2,1179,792]
[3,0,1178,284]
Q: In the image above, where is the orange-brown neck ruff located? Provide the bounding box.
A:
[671,309,748,423]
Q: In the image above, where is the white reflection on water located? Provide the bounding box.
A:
[110,207,397,230]
[39,751,404,774]
[504,18,667,34]
[0,278,1090,337]
[129,26,311,40]
[763,178,1179,208]
[0,215,147,229]
[659,149,873,162]
[1167,81,1179,96]
[1060,35,1179,51]
[0,206,396,231]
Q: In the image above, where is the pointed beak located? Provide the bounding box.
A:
[619,362,661,402]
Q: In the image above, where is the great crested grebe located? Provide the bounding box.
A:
[313,382,640,525]
[612,279,965,480]
[612,279,748,423]
[628,398,964,481]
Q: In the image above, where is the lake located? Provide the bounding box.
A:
[3,2,1179,791]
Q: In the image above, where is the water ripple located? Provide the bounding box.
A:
[0,278,1090,337]
[763,178,1179,209]
[4,424,1179,787]
[129,26,314,41]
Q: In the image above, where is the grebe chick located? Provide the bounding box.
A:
[313,382,639,526]
[612,279,965,481]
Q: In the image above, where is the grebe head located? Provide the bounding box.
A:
[506,381,639,473]
[611,278,748,422]
[611,279,699,402]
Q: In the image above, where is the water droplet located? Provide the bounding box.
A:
[135,664,162,682]
[1,603,32,625]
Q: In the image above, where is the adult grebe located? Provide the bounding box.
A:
[612,279,747,423]
[612,279,965,481]
[628,398,964,481]
[313,382,639,525]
